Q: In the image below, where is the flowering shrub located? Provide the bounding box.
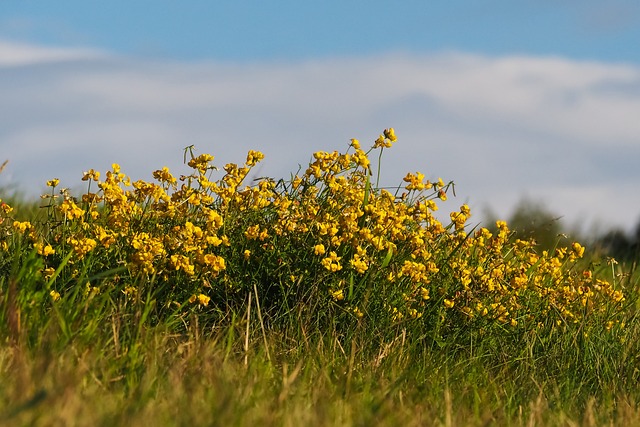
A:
[0,129,626,338]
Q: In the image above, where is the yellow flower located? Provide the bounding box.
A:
[403,172,426,191]
[1,201,13,214]
[330,289,344,301]
[450,211,468,231]
[314,244,326,256]
[42,267,56,279]
[36,243,55,257]
[188,154,215,171]
[444,299,455,309]
[59,199,85,220]
[13,220,31,234]
[67,237,97,258]
[202,253,226,274]
[349,254,368,274]
[244,225,261,240]
[408,308,422,319]
[197,293,211,306]
[152,167,176,184]
[170,254,195,275]
[321,251,342,272]
[571,242,585,259]
[50,290,61,302]
[245,150,265,167]
[291,175,303,189]
[189,293,211,306]
[383,127,397,142]
[373,134,393,148]
[611,290,625,303]
[82,169,100,181]
[47,178,60,187]
[352,149,370,169]
[84,282,100,298]
[123,286,138,299]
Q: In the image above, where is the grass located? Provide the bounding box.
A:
[3,293,640,426]
[1,129,640,425]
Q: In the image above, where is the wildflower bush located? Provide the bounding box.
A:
[2,128,640,425]
[0,129,627,346]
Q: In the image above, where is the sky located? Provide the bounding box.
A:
[1,1,640,235]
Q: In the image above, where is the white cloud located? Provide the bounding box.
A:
[0,40,105,67]
[1,40,639,233]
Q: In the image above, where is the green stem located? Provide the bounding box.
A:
[375,147,384,189]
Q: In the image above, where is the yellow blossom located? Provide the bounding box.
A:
[330,289,344,301]
[244,225,261,240]
[383,127,397,142]
[349,254,368,274]
[188,153,215,171]
[1,201,13,214]
[42,267,56,279]
[82,169,100,181]
[59,199,85,220]
[403,172,426,191]
[321,251,342,272]
[245,150,265,167]
[152,167,176,184]
[373,134,392,148]
[197,293,211,306]
[35,243,55,257]
[202,253,226,274]
[13,220,31,234]
[67,237,97,258]
[571,242,585,259]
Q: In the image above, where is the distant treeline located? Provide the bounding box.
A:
[595,225,640,263]
[484,199,640,264]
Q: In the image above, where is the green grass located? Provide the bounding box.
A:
[2,291,640,426]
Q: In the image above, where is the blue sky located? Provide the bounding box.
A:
[3,1,640,62]
[1,1,640,234]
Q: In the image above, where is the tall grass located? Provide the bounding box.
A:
[1,130,639,426]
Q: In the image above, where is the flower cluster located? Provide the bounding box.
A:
[3,128,626,334]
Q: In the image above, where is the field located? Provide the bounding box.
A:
[1,130,639,426]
